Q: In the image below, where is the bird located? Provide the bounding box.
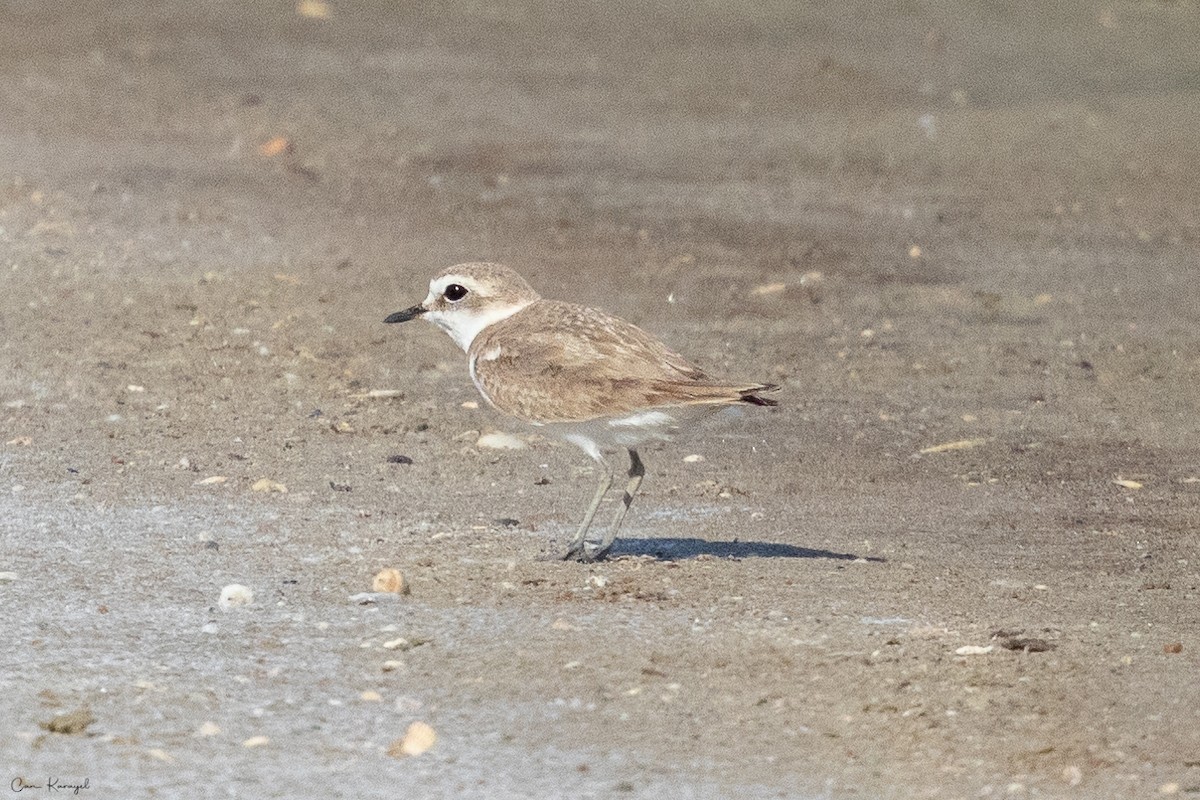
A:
[384,262,778,561]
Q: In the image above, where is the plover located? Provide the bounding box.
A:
[385,262,778,561]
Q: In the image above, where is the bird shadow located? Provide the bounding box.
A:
[608,536,884,562]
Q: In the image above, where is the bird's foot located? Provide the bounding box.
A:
[588,542,615,562]
[557,541,590,562]
[556,541,613,562]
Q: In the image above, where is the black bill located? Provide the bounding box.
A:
[384,304,426,324]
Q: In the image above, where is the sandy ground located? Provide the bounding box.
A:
[2,1,1200,797]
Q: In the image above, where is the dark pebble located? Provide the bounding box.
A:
[1000,637,1054,653]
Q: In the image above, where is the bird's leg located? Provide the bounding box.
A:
[589,448,645,561]
[560,467,614,561]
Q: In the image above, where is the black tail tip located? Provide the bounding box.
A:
[740,384,780,407]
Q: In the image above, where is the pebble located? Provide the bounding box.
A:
[749,282,787,297]
[296,0,332,19]
[387,454,414,465]
[41,707,95,735]
[259,137,292,157]
[218,584,254,610]
[954,645,994,656]
[242,735,270,748]
[683,454,705,463]
[194,475,227,486]
[382,637,413,650]
[388,721,437,758]
[0,572,17,582]
[250,478,287,493]
[372,568,410,595]
[349,592,401,605]
[476,430,527,450]
[999,637,1054,653]
[918,438,988,455]
[196,721,221,737]
[360,690,383,702]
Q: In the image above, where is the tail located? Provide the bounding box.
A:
[644,380,780,408]
[738,383,779,407]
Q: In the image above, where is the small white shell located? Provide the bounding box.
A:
[218,584,254,610]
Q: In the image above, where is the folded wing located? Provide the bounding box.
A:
[469,301,778,423]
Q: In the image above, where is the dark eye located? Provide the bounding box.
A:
[444,284,469,302]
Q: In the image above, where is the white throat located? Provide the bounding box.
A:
[426,300,533,351]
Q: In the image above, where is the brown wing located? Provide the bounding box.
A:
[469,300,775,423]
